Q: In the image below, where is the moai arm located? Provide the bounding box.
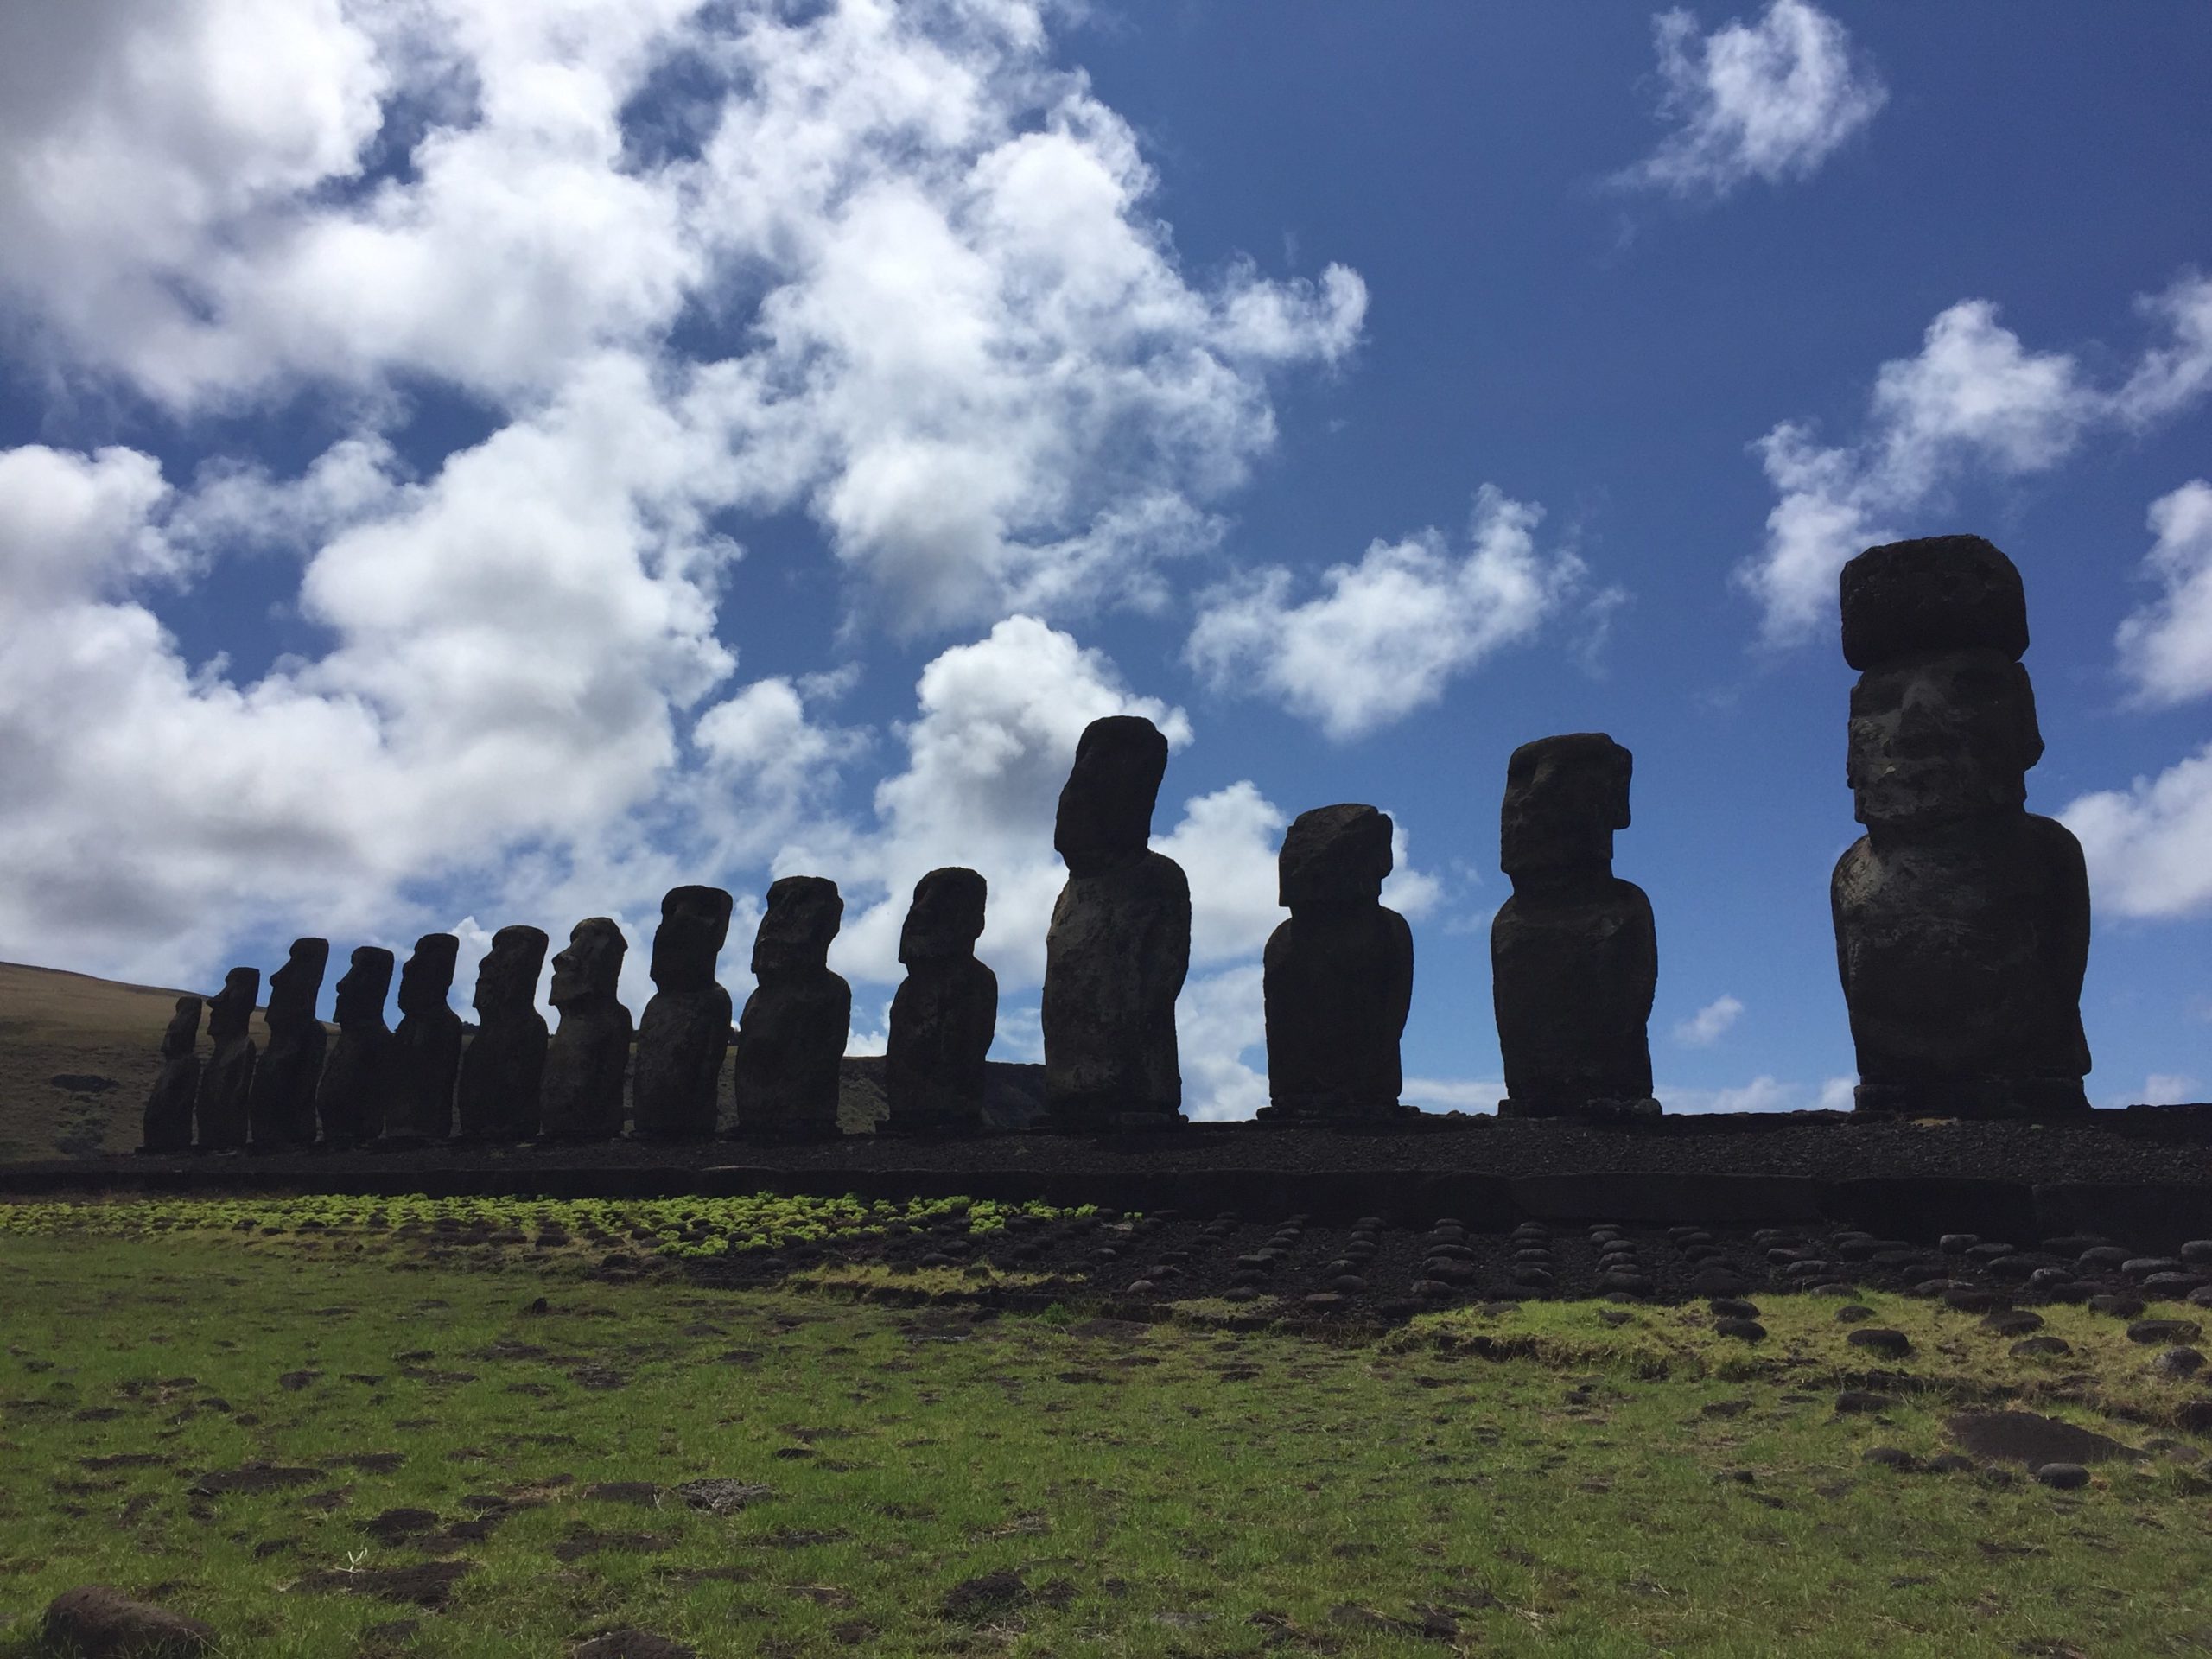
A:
[1383,909,1414,1041]
[1624,881,1658,1027]
[2031,815,2094,1073]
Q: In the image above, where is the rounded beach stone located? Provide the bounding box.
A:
[2011,1336,2071,1359]
[2128,1319,2203,1345]
[1708,1297,1760,1319]
[1847,1328,1913,1359]
[1688,1268,1747,1296]
[2152,1347,2204,1380]
[1981,1310,2044,1337]
[2033,1462,2089,1491]
[2076,1246,2130,1271]
[2088,1294,2145,1319]
[2180,1240,2212,1265]
[1862,1446,1917,1471]
[1714,1318,1766,1343]
[1835,1304,1876,1323]
[1939,1233,1979,1255]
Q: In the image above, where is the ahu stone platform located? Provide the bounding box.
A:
[10,1108,2212,1249]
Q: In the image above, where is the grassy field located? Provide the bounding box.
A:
[4,1197,2212,1656]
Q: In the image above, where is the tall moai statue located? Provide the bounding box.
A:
[1491,734,1660,1121]
[1832,535,2092,1117]
[882,868,997,1135]
[316,947,395,1147]
[731,877,850,1141]
[632,886,735,1141]
[194,967,260,1151]
[1259,804,1415,1121]
[247,938,327,1150]
[382,933,463,1146]
[140,996,202,1154]
[1041,715,1191,1130]
[455,925,550,1141]
[537,918,632,1141]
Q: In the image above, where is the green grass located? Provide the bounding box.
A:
[5,1202,2212,1657]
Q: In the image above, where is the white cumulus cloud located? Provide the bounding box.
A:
[2062,743,2212,922]
[1673,994,1744,1047]
[1739,273,2212,646]
[2114,480,2212,709]
[1617,0,1885,200]
[1185,486,1582,740]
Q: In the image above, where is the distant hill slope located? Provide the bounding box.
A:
[0,960,1043,1161]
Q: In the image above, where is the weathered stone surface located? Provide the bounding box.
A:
[383,934,462,1145]
[724,881,844,1138]
[247,938,327,1149]
[732,877,850,1140]
[315,948,394,1147]
[883,868,997,1135]
[538,919,632,1142]
[1833,537,2092,1119]
[455,925,549,1141]
[193,967,259,1150]
[1042,716,1189,1129]
[1261,804,1414,1121]
[632,887,734,1141]
[41,1584,214,1657]
[140,996,201,1154]
[1491,734,1658,1119]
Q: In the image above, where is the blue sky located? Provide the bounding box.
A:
[1,0,2207,1115]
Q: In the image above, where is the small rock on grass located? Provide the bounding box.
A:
[2155,1348,2206,1379]
[42,1586,213,1658]
[2035,1463,2090,1491]
[1925,1453,1976,1474]
[1714,1318,1766,1343]
[2012,1336,2072,1358]
[573,1631,698,1659]
[2129,1319,2203,1346]
[1847,1328,1912,1359]
[1708,1298,1760,1319]
[1862,1446,1918,1471]
[1835,1305,1876,1324]
[1982,1310,2044,1337]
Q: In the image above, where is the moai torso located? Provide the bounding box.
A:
[141,996,202,1154]
[1261,804,1414,1120]
[1041,716,1191,1129]
[632,886,734,1141]
[732,877,849,1140]
[248,938,327,1149]
[316,947,394,1146]
[385,934,463,1143]
[194,967,260,1149]
[1490,734,1659,1119]
[884,868,998,1135]
[1830,537,2091,1116]
[538,918,632,1141]
[456,925,549,1141]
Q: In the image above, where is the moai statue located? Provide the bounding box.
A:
[140,996,202,1154]
[247,938,327,1150]
[454,925,550,1141]
[1259,804,1415,1121]
[730,877,850,1141]
[1041,715,1191,1130]
[632,886,735,1141]
[315,946,395,1148]
[1491,734,1660,1121]
[381,933,463,1146]
[537,918,632,1141]
[882,868,998,1135]
[1832,535,2092,1117]
[193,967,260,1151]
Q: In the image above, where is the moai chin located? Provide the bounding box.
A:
[537,918,632,1141]
[315,947,395,1147]
[381,933,463,1147]
[1259,804,1415,1122]
[883,868,998,1135]
[1832,535,2092,1117]
[1491,734,1660,1121]
[731,877,851,1141]
[1041,715,1191,1130]
[140,995,202,1154]
[247,938,327,1150]
[632,886,735,1141]
[193,967,260,1151]
[455,925,550,1141]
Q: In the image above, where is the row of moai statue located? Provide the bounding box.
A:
[142,533,2094,1148]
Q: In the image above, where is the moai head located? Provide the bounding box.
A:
[899,868,987,967]
[397,933,461,1016]
[1279,804,1394,910]
[265,938,328,1026]
[549,918,626,1009]
[1841,537,2043,830]
[1053,715,1169,878]
[333,948,394,1028]
[1499,734,1632,878]
[162,995,203,1058]
[753,876,842,977]
[649,886,734,993]
[472,925,549,1020]
[207,966,259,1042]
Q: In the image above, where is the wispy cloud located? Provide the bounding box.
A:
[1673,994,1744,1047]
[1616,0,1885,201]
